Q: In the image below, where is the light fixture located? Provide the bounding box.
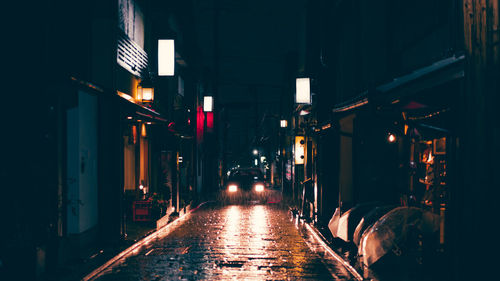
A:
[138,80,154,103]
[296,77,311,104]
[387,133,396,143]
[118,91,134,101]
[280,119,288,128]
[295,136,305,164]
[127,116,133,120]
[158,39,175,76]
[141,86,154,103]
[141,123,147,137]
[253,149,259,155]
[299,110,310,116]
[203,96,213,112]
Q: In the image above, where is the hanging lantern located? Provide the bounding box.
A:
[158,39,175,76]
[203,96,213,112]
[295,78,311,104]
[138,84,154,103]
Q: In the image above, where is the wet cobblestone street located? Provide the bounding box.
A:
[91,203,355,280]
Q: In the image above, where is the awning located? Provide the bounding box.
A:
[118,91,168,123]
[331,54,465,114]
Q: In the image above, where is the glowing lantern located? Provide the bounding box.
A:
[139,86,154,103]
[295,136,305,164]
[296,78,311,104]
[203,96,213,112]
[280,120,288,128]
[158,39,175,76]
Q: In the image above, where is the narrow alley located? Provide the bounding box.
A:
[88,203,354,281]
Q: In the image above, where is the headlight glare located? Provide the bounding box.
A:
[228,184,238,192]
[254,184,264,192]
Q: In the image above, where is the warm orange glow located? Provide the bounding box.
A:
[118,91,134,101]
[127,116,133,120]
[404,125,409,135]
[141,123,147,137]
[426,151,434,164]
[141,87,154,102]
[132,77,140,100]
[132,125,137,144]
[332,98,368,113]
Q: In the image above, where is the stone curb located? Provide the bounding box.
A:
[82,201,212,281]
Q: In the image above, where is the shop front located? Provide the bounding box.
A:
[119,93,174,239]
[325,54,464,278]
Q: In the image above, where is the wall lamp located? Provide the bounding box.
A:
[138,82,154,103]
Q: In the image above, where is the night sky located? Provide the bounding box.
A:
[193,0,303,167]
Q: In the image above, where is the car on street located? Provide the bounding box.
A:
[221,167,268,203]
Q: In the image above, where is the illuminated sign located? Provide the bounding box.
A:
[203,96,213,112]
[158,39,175,76]
[295,136,305,164]
[296,78,311,104]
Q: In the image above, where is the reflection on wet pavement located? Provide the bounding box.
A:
[93,203,355,280]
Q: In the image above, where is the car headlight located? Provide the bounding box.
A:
[254,183,264,192]
[228,184,238,192]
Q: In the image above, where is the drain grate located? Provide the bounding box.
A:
[217,260,246,268]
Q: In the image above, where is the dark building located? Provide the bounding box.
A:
[2,1,499,281]
[2,0,205,279]
[281,0,499,280]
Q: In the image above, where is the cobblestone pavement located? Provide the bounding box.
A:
[91,203,356,281]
